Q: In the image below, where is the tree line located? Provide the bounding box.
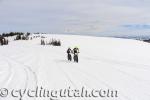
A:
[0,36,9,45]
[41,39,61,46]
[0,32,62,46]
[0,32,31,46]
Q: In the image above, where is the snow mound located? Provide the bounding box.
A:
[0,34,150,100]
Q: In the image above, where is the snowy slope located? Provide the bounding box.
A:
[0,34,150,100]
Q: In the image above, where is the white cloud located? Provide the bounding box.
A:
[0,0,150,36]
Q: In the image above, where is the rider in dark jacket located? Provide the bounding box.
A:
[73,47,79,62]
[67,47,72,61]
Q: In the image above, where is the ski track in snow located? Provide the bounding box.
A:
[0,34,150,100]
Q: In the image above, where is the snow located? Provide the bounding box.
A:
[0,34,150,100]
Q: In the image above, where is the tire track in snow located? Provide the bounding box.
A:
[82,56,150,100]
[0,55,33,100]
[95,57,150,83]
[10,58,38,88]
[93,58,150,98]
[84,56,150,71]
[54,60,131,100]
[83,55,150,83]
[44,46,131,100]
[0,59,13,88]
[1,54,37,100]
[54,61,77,88]
[60,63,93,89]
[47,49,130,100]
[43,51,78,88]
[77,64,132,100]
[38,47,78,88]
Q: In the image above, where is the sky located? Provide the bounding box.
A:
[0,0,150,36]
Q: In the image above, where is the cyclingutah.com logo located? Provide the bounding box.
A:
[0,86,118,100]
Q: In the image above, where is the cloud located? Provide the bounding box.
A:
[0,0,150,36]
[123,24,150,30]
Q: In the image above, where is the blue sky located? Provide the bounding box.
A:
[0,0,150,36]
